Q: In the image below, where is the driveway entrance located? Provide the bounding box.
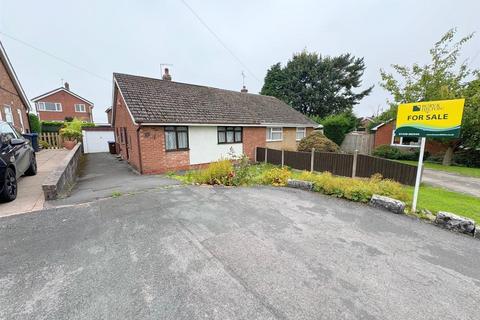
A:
[0,149,69,217]
[47,153,180,206]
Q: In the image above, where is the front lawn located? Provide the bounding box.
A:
[397,160,480,178]
[406,185,480,224]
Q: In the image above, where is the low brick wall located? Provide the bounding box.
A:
[42,143,82,200]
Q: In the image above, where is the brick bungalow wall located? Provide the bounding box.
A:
[243,127,266,161]
[36,90,93,122]
[374,120,448,155]
[113,90,141,172]
[0,58,30,133]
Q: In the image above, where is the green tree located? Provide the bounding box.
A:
[311,112,357,145]
[261,50,373,118]
[379,28,479,165]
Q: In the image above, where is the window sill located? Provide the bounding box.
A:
[218,142,242,145]
[38,110,63,112]
[266,139,283,142]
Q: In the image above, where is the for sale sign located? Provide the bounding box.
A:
[394,99,465,138]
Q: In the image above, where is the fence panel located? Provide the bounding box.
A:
[356,154,417,185]
[284,150,311,171]
[314,152,353,177]
[39,132,63,149]
[256,147,265,162]
[267,149,282,166]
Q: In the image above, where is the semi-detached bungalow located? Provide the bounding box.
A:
[112,72,318,174]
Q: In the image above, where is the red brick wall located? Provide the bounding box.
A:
[113,88,141,171]
[36,90,93,122]
[0,58,30,133]
[139,126,190,174]
[243,127,266,161]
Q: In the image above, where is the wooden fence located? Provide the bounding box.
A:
[39,132,63,149]
[256,147,418,186]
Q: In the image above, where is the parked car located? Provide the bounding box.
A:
[0,121,37,202]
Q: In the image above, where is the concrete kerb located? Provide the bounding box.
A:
[42,143,82,200]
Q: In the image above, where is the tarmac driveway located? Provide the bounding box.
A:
[1,185,479,319]
[48,153,180,206]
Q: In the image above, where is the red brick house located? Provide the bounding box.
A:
[112,72,317,174]
[0,40,30,133]
[32,83,94,122]
[372,119,448,155]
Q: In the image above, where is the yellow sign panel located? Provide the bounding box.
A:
[395,99,465,138]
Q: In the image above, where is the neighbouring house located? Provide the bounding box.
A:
[112,71,317,174]
[0,40,30,133]
[356,116,374,131]
[371,119,447,155]
[105,107,112,124]
[32,82,94,122]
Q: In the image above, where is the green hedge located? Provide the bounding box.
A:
[28,113,41,133]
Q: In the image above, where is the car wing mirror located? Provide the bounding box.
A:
[10,138,25,146]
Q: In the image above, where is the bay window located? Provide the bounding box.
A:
[165,126,189,151]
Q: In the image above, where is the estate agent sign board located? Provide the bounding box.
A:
[394,99,465,212]
[394,99,465,138]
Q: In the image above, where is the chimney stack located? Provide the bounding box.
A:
[240,85,248,93]
[162,68,172,81]
[64,82,70,90]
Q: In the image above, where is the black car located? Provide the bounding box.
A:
[0,121,37,202]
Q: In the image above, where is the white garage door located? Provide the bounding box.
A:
[82,129,115,153]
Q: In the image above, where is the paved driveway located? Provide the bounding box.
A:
[47,153,180,206]
[1,186,479,319]
[0,149,69,217]
[422,169,480,197]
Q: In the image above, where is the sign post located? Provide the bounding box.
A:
[394,99,465,212]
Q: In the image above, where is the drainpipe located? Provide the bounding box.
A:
[136,125,143,174]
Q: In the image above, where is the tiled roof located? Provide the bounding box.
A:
[114,73,317,126]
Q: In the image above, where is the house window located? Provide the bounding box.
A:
[267,127,283,141]
[37,102,62,112]
[165,126,188,151]
[17,109,25,133]
[4,106,13,125]
[218,126,242,144]
[296,127,306,141]
[75,104,86,112]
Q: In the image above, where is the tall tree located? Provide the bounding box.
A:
[379,28,479,165]
[261,51,373,118]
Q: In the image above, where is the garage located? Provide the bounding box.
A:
[82,126,115,153]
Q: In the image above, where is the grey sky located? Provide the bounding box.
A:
[1,0,479,123]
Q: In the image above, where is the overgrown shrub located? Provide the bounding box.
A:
[373,145,428,161]
[59,128,82,141]
[39,140,50,149]
[453,149,480,168]
[41,121,64,133]
[318,112,357,145]
[28,113,41,133]
[296,171,409,203]
[194,160,235,185]
[297,131,340,153]
[260,167,291,186]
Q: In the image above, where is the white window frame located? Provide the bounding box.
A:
[17,109,25,133]
[267,127,283,142]
[390,131,420,148]
[37,102,62,112]
[296,127,306,141]
[4,105,13,125]
[75,103,86,112]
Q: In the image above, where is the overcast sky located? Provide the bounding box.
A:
[1,0,479,123]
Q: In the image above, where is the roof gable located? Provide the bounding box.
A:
[32,87,94,106]
[0,41,31,111]
[113,73,316,127]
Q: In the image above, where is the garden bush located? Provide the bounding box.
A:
[318,112,357,145]
[297,131,340,153]
[296,171,408,203]
[372,145,427,161]
[28,113,41,133]
[194,159,235,185]
[260,167,291,186]
[41,121,64,133]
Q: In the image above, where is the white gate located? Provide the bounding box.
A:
[82,128,114,153]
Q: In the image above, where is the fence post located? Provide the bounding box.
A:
[352,149,358,178]
[264,148,268,164]
[281,149,285,167]
[254,147,257,162]
[310,148,315,172]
